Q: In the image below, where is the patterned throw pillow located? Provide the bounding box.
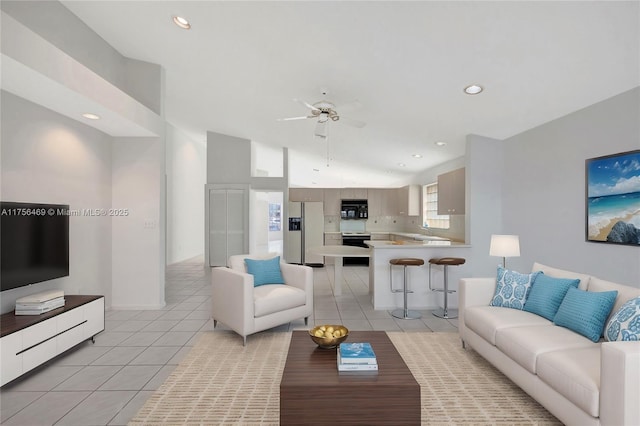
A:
[553,287,618,343]
[490,266,541,310]
[605,296,640,341]
[244,256,285,287]
[523,273,580,320]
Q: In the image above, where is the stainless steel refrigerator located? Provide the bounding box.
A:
[285,201,324,265]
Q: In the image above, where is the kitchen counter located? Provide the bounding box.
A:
[308,246,370,296]
[365,240,472,310]
[367,240,470,248]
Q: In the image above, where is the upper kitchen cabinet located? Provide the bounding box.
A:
[340,188,368,199]
[289,188,324,202]
[323,189,341,215]
[368,188,398,216]
[437,168,465,215]
[397,185,421,216]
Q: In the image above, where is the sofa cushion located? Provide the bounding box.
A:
[245,256,285,286]
[229,253,279,272]
[605,296,640,341]
[495,325,595,374]
[554,287,618,342]
[588,277,640,326]
[523,274,580,320]
[465,306,552,345]
[253,284,306,317]
[532,262,592,290]
[490,266,541,310]
[537,346,601,417]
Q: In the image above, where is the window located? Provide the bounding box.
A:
[422,183,450,229]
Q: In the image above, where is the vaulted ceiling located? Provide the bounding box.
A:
[61,1,639,187]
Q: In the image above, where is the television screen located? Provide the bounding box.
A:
[1,201,70,292]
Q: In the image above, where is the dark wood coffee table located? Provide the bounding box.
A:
[280,330,420,425]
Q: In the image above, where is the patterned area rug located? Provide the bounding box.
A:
[130,331,561,425]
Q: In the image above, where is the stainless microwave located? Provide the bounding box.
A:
[341,199,368,219]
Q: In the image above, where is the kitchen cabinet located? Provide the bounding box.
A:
[323,189,341,215]
[397,185,420,216]
[289,188,324,202]
[369,188,398,216]
[340,188,368,199]
[437,168,465,215]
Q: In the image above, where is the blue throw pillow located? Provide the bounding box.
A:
[489,266,541,310]
[605,296,640,341]
[244,256,285,287]
[523,273,580,320]
[553,287,618,342]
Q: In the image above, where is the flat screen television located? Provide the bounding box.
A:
[1,201,70,292]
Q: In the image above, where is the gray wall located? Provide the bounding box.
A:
[0,92,113,313]
[502,87,640,286]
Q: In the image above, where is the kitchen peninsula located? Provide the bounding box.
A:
[366,239,471,310]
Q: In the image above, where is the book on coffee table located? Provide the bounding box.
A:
[338,342,377,364]
[337,351,378,371]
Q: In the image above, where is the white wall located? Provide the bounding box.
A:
[111,137,165,309]
[501,87,640,286]
[0,92,113,313]
[165,123,206,264]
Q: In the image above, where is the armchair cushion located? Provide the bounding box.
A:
[254,284,306,317]
[245,256,285,286]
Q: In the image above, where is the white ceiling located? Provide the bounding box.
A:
[61,1,639,188]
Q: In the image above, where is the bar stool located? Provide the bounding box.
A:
[428,257,466,319]
[389,258,424,320]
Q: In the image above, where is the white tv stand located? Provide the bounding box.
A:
[0,295,105,386]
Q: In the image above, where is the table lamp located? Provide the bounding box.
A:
[489,234,520,268]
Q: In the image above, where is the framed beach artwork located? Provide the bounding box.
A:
[586,149,640,245]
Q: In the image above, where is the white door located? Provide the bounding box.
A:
[209,188,247,266]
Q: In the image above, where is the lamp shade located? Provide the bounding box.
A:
[489,235,520,258]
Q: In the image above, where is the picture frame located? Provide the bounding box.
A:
[585,149,640,245]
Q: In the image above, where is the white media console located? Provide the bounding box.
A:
[0,295,105,386]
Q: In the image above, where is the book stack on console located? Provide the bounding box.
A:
[337,342,378,372]
[15,290,65,315]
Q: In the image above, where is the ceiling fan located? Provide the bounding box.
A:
[277,98,366,139]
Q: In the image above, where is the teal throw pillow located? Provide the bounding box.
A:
[523,273,580,320]
[605,296,640,341]
[489,266,541,310]
[244,256,285,287]
[553,287,618,342]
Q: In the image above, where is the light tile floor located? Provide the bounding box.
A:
[0,256,457,425]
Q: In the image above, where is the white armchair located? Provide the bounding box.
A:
[211,254,313,345]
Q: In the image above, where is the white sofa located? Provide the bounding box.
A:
[459,263,640,426]
[211,254,313,345]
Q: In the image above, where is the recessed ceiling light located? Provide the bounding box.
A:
[464,84,483,95]
[434,141,447,147]
[172,16,191,29]
[313,168,320,172]
[82,113,100,120]
[398,163,406,167]
[412,154,423,158]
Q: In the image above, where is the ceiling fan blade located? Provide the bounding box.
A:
[277,115,314,122]
[294,98,320,112]
[314,121,327,137]
[340,116,366,128]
